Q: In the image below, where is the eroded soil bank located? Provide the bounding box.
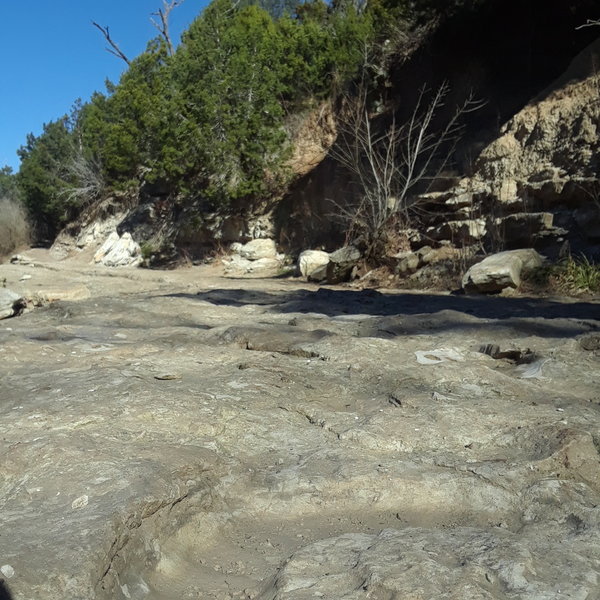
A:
[1,252,600,599]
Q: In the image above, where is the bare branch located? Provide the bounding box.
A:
[151,0,184,56]
[576,19,600,30]
[60,153,105,207]
[330,80,482,258]
[92,21,131,65]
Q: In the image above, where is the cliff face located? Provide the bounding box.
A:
[462,39,600,257]
[275,3,600,257]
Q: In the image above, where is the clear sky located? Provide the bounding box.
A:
[0,0,209,172]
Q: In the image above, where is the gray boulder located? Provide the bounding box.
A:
[463,249,544,293]
[0,288,26,320]
[391,251,420,274]
[223,254,282,275]
[326,246,361,284]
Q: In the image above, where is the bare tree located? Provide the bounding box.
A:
[92,22,131,65]
[60,153,105,207]
[151,0,184,56]
[331,82,482,257]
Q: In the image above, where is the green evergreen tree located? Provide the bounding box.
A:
[174,0,290,202]
[17,119,77,237]
[13,0,376,236]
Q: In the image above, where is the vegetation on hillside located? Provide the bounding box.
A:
[10,0,479,241]
[14,0,384,239]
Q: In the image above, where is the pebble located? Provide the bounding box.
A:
[71,495,89,509]
[0,565,15,578]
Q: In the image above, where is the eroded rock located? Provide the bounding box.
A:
[93,232,142,267]
[1,251,599,600]
[264,525,599,599]
[237,238,278,261]
[0,288,25,320]
[298,250,330,280]
[326,246,361,284]
[462,249,544,293]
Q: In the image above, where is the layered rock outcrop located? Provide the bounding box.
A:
[410,39,600,260]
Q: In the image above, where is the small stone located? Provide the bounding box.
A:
[0,565,15,579]
[579,333,600,352]
[71,495,89,509]
[154,373,181,380]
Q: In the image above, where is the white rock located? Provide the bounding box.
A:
[94,232,141,268]
[238,239,277,261]
[250,257,281,271]
[463,249,544,293]
[415,348,465,365]
[224,254,281,274]
[71,495,89,509]
[93,232,119,263]
[298,250,330,278]
[0,564,15,578]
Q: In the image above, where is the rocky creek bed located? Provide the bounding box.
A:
[1,251,600,599]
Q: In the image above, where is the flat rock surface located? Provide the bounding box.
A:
[1,250,600,600]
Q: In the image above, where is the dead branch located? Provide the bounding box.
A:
[60,152,105,206]
[330,81,483,256]
[92,22,130,65]
[151,0,184,56]
[576,19,600,30]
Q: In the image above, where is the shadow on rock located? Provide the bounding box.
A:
[166,288,600,338]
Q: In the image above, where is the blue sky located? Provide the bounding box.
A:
[0,0,209,171]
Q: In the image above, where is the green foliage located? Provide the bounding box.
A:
[140,241,157,260]
[174,0,291,202]
[278,0,373,102]
[240,0,301,19]
[17,118,78,237]
[80,40,176,183]
[16,0,378,236]
[527,254,600,295]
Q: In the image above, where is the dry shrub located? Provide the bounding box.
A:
[0,197,31,258]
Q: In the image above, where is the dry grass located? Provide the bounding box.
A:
[522,254,600,296]
[0,196,31,258]
[555,254,600,293]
